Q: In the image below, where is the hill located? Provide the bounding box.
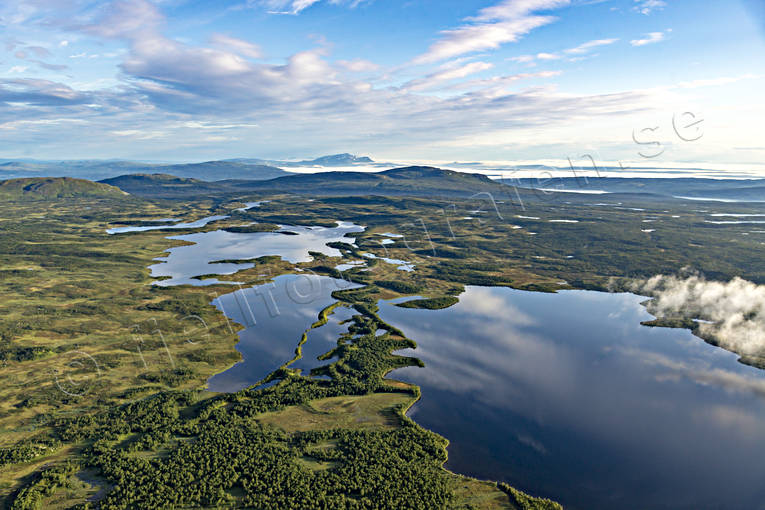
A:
[303,153,374,166]
[0,177,128,199]
[227,166,500,197]
[99,174,229,199]
[152,161,288,180]
[0,160,155,181]
[0,159,288,182]
[678,186,765,201]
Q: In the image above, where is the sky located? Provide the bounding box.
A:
[1,0,765,173]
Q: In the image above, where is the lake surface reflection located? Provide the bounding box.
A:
[208,274,357,392]
[106,215,230,234]
[150,221,364,286]
[289,306,355,375]
[378,287,765,510]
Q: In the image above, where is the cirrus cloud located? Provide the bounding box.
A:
[253,0,367,15]
[630,31,666,46]
[413,0,570,64]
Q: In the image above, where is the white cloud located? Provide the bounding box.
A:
[630,31,665,46]
[510,38,618,66]
[413,0,570,64]
[80,0,163,39]
[336,59,379,72]
[403,60,494,91]
[256,0,366,15]
[467,0,568,22]
[633,0,666,15]
[266,0,321,14]
[564,38,618,54]
[634,275,765,356]
[536,52,560,60]
[0,78,90,103]
[447,70,562,93]
[509,54,536,64]
[209,34,262,59]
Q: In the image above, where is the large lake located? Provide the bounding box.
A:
[378,287,765,510]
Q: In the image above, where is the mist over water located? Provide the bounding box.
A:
[635,275,765,356]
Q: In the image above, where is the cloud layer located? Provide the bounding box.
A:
[2,0,674,159]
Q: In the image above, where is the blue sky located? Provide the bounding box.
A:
[1,0,764,172]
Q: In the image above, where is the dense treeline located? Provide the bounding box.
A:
[85,418,453,509]
[373,280,423,294]
[38,374,450,509]
[498,483,563,510]
[396,296,460,310]
[9,462,79,510]
[0,436,61,468]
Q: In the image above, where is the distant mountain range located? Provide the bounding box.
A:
[0,159,287,181]
[2,165,764,203]
[0,153,377,181]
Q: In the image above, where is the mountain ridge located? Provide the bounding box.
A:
[0,177,128,199]
[97,166,501,199]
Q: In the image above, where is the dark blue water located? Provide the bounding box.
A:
[378,287,765,510]
[207,274,357,392]
[289,306,355,376]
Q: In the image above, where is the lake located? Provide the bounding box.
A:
[208,273,358,392]
[106,215,231,234]
[378,287,765,510]
[108,211,365,390]
[148,221,364,286]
